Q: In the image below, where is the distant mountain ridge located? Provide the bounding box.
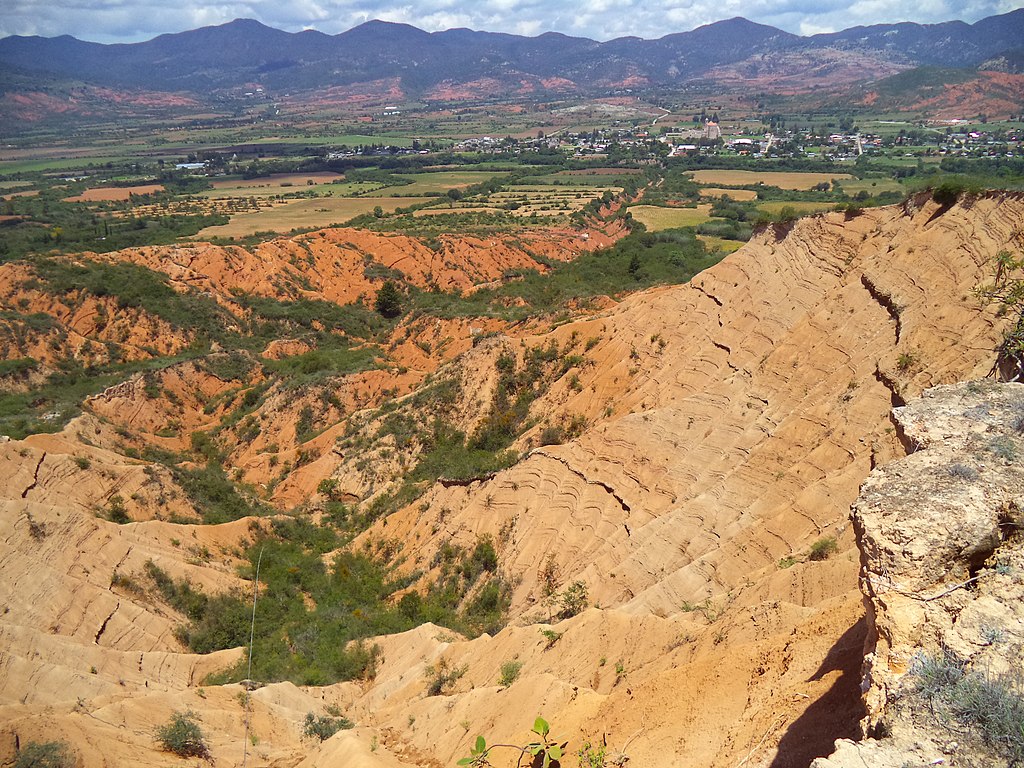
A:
[1,11,1023,98]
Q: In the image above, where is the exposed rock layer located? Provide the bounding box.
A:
[815,381,1024,767]
[1,194,1023,766]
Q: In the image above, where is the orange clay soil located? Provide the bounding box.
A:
[1,194,1023,767]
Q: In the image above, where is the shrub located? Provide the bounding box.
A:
[808,537,838,561]
[106,494,130,524]
[911,651,1024,764]
[558,581,588,619]
[303,711,354,741]
[947,463,979,481]
[540,425,564,445]
[156,710,211,759]
[425,657,467,696]
[577,741,607,768]
[896,351,918,372]
[14,741,74,768]
[540,628,562,649]
[499,660,523,688]
[932,181,964,207]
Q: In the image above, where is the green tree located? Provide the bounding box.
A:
[374,280,403,318]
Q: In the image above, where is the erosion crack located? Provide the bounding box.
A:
[94,602,119,645]
[860,273,902,343]
[693,284,724,307]
[21,452,46,499]
[873,364,907,410]
[534,450,631,513]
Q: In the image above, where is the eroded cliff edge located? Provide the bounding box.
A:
[816,381,1024,767]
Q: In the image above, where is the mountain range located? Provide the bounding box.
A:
[1,11,1023,99]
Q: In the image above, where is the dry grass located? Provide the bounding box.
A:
[63,184,165,202]
[698,187,758,201]
[195,196,432,238]
[0,189,39,200]
[689,170,853,190]
[628,204,712,231]
[697,235,745,254]
[756,201,837,215]
[413,206,503,217]
[201,172,350,198]
[209,172,343,190]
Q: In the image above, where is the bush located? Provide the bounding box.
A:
[558,581,588,619]
[106,494,130,524]
[303,711,354,741]
[932,181,964,207]
[14,741,74,768]
[499,660,523,688]
[425,657,467,696]
[911,651,1024,764]
[808,537,838,561]
[156,710,211,759]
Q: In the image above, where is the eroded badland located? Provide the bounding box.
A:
[2,189,1024,767]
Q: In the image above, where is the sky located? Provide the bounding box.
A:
[1,0,1021,44]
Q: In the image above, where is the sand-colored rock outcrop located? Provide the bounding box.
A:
[114,224,622,307]
[814,381,1024,767]
[331,193,1022,767]
[2,194,1023,767]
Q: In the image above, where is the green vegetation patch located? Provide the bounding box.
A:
[155,519,513,686]
[28,257,224,333]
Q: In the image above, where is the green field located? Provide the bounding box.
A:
[195,196,432,238]
[629,204,712,231]
[373,170,509,196]
[697,235,745,254]
[837,178,905,196]
[756,201,838,215]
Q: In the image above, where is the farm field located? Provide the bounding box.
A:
[195,195,432,238]
[63,184,165,202]
[697,235,745,253]
[0,189,39,200]
[373,170,509,196]
[688,169,854,189]
[837,178,905,195]
[628,204,712,230]
[201,180,384,199]
[489,184,619,216]
[413,206,501,217]
[209,172,343,190]
[198,173,383,199]
[519,173,630,186]
[756,200,838,215]
[698,187,759,201]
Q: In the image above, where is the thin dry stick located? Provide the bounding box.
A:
[735,715,786,768]
[241,546,264,768]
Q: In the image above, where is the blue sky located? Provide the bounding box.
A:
[2,0,1021,43]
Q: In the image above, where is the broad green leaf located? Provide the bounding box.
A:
[458,759,473,765]
[533,716,549,736]
[475,736,486,753]
[549,745,562,760]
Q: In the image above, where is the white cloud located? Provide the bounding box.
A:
[0,0,1016,43]
[798,20,836,34]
